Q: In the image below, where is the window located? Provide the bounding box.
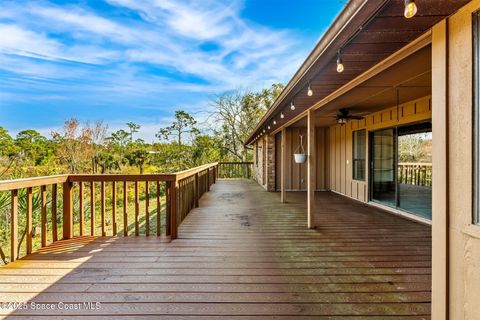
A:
[353,130,366,181]
[474,12,480,224]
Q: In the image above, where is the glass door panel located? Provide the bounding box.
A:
[371,128,396,207]
[397,123,432,219]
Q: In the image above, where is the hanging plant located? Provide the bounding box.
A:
[293,134,307,164]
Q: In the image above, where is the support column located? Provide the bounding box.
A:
[432,19,449,320]
[307,109,316,229]
[265,134,270,189]
[281,127,287,203]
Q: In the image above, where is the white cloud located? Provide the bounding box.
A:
[0,0,309,133]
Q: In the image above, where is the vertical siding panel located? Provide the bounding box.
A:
[325,128,330,190]
[358,182,365,201]
[316,128,325,190]
[291,129,299,190]
[340,124,346,194]
[286,129,292,190]
[330,126,336,191]
[300,128,307,190]
[346,123,352,197]
[352,181,358,199]
[335,125,341,193]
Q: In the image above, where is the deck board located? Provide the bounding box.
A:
[0,180,431,319]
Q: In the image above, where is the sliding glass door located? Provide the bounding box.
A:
[370,123,432,220]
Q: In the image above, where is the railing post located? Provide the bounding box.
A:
[169,180,178,240]
[194,173,199,208]
[62,181,73,239]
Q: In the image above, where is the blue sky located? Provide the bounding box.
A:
[0,0,345,141]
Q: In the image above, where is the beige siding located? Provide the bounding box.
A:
[327,95,432,203]
[435,2,480,319]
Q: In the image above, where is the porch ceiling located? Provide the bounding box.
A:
[290,44,431,128]
[245,0,468,144]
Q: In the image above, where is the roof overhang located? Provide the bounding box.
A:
[245,0,470,146]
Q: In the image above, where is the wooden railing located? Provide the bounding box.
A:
[0,163,218,264]
[217,162,253,179]
[398,162,432,187]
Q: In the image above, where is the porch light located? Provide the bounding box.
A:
[336,51,344,73]
[307,82,313,96]
[280,112,285,119]
[404,0,417,18]
[290,101,295,110]
[337,117,347,125]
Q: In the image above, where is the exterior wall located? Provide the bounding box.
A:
[252,134,275,191]
[432,2,480,319]
[273,127,328,191]
[327,95,432,202]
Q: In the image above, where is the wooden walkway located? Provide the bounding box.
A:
[0,180,431,319]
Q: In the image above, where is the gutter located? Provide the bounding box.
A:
[244,0,387,146]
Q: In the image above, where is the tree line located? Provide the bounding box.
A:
[0,84,283,179]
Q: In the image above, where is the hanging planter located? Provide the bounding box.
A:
[293,135,307,164]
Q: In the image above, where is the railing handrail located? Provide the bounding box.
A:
[68,174,177,182]
[174,162,218,181]
[0,163,220,189]
[218,161,253,165]
[398,162,432,166]
[0,175,69,191]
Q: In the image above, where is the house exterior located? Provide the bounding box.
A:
[246,0,480,319]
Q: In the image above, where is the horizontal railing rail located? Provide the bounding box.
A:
[398,162,432,187]
[217,162,253,179]
[0,163,219,265]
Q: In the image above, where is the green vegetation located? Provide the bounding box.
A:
[0,84,284,264]
[0,84,283,179]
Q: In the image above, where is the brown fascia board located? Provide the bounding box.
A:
[244,0,386,146]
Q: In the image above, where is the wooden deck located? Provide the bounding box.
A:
[0,180,431,319]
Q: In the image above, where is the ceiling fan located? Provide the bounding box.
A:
[317,108,367,125]
[335,108,365,124]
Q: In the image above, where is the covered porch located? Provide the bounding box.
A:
[0,179,431,318]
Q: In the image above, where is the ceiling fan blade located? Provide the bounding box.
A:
[348,115,364,120]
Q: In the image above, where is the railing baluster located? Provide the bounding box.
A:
[90,182,95,236]
[145,181,150,236]
[156,181,161,236]
[51,184,57,242]
[41,185,47,247]
[79,182,84,236]
[123,181,128,237]
[10,189,18,262]
[101,181,106,236]
[112,181,117,236]
[135,181,139,236]
[26,187,33,254]
[62,182,73,240]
